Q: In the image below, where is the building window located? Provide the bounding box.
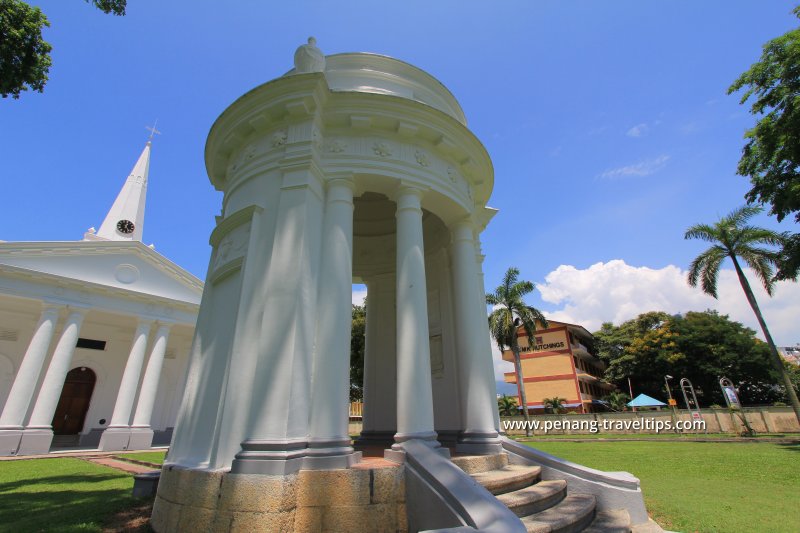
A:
[76,338,107,351]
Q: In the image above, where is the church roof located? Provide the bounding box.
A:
[0,240,203,307]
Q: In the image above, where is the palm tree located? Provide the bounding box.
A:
[487,267,548,437]
[543,397,566,414]
[602,391,630,412]
[497,394,518,417]
[685,205,800,423]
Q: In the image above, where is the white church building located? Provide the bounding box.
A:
[0,139,202,456]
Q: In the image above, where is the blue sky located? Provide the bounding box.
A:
[3,2,799,357]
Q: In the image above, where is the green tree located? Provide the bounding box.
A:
[0,0,126,99]
[685,206,800,422]
[596,310,784,406]
[497,394,518,417]
[349,303,366,402]
[486,267,548,437]
[728,7,800,280]
[542,397,566,414]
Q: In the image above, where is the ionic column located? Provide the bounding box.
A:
[99,320,153,451]
[474,236,502,432]
[0,304,60,456]
[307,177,356,468]
[129,323,171,450]
[19,307,87,455]
[393,185,438,449]
[451,220,501,454]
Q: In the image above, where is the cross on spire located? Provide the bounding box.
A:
[146,121,161,143]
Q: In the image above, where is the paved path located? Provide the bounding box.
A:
[0,446,167,461]
[84,456,157,474]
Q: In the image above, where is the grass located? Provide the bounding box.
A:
[0,458,147,532]
[115,451,167,465]
[525,440,800,532]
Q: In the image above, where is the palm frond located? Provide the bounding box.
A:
[738,248,777,295]
[684,223,720,243]
[724,205,762,226]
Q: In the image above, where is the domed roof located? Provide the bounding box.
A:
[286,50,467,125]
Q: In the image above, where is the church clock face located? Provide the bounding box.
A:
[116,219,135,234]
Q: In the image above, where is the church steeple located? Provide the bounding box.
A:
[86,129,157,243]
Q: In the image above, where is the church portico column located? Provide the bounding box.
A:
[450,220,501,454]
[0,304,61,456]
[99,319,153,451]
[306,177,358,469]
[391,185,439,451]
[19,307,87,455]
[129,323,171,450]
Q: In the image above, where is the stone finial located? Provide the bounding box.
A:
[293,36,326,74]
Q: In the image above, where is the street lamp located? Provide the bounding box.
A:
[665,375,678,433]
[664,375,674,402]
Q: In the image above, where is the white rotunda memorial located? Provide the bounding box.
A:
[153,40,655,533]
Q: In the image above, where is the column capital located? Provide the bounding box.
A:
[450,218,477,243]
[64,306,89,320]
[154,322,173,335]
[39,303,63,316]
[394,183,427,213]
[325,177,355,206]
[325,175,355,191]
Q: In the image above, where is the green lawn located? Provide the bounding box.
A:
[526,440,800,533]
[0,458,145,532]
[116,451,167,465]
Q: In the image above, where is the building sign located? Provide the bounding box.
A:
[519,330,567,354]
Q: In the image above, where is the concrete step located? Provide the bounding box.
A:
[470,463,542,495]
[520,493,596,533]
[583,509,631,533]
[497,479,567,517]
[450,452,508,474]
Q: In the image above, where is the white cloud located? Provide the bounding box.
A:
[352,288,367,306]
[626,123,649,137]
[597,155,670,180]
[536,259,800,346]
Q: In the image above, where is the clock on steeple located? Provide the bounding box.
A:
[116,219,135,234]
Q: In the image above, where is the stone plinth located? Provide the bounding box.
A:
[151,463,406,533]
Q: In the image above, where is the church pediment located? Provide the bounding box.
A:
[0,241,203,306]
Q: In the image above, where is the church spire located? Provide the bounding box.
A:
[87,129,157,243]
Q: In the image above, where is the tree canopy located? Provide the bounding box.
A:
[0,0,126,99]
[349,303,366,402]
[594,310,788,406]
[728,7,800,279]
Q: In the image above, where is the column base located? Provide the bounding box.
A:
[128,427,155,450]
[99,427,133,451]
[17,428,54,455]
[230,439,307,475]
[353,430,396,450]
[303,437,361,470]
[456,430,502,455]
[385,437,450,464]
[0,428,23,456]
